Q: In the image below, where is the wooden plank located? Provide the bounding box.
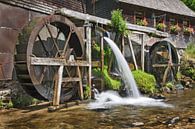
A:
[62,77,80,82]
[152,63,180,68]
[30,57,89,66]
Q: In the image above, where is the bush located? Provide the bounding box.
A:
[0,99,3,108]
[132,70,157,94]
[110,9,129,36]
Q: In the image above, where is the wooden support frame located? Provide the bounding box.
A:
[127,35,138,70]
[84,21,92,99]
[53,65,64,106]
[141,34,145,71]
[100,35,105,91]
[30,57,89,66]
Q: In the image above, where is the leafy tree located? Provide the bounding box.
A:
[181,0,195,11]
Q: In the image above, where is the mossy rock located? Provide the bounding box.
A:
[132,70,157,94]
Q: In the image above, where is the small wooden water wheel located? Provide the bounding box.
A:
[150,41,179,84]
[15,15,87,104]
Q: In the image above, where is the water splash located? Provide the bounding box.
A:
[88,91,173,109]
[104,37,140,97]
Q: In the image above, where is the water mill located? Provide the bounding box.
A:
[0,0,195,128]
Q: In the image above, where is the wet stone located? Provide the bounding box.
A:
[131,122,144,127]
[188,117,195,123]
[166,116,180,125]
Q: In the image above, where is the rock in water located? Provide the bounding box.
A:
[188,117,195,123]
[132,122,144,127]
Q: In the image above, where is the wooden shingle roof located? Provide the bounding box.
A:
[119,0,195,17]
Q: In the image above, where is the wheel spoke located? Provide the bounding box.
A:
[38,35,50,56]
[63,29,72,55]
[45,23,60,53]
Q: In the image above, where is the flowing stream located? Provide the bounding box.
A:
[88,37,172,109]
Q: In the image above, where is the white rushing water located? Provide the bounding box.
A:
[104,37,140,97]
[87,37,173,109]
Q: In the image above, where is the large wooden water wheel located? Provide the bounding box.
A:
[15,15,87,103]
[150,41,179,84]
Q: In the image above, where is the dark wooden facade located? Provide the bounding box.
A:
[86,0,195,33]
[0,0,86,80]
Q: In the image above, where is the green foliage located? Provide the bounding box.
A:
[183,67,195,80]
[156,23,166,31]
[84,85,91,99]
[110,9,129,36]
[136,19,148,26]
[165,82,174,89]
[185,42,195,58]
[181,0,195,11]
[176,72,182,80]
[170,25,181,33]
[0,99,3,108]
[12,94,36,108]
[7,100,13,109]
[93,67,121,90]
[132,70,157,94]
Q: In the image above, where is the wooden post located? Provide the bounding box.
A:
[141,34,145,71]
[121,35,125,55]
[77,66,84,100]
[85,21,92,99]
[100,35,104,91]
[128,35,138,70]
[53,65,64,106]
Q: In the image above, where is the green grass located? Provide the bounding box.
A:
[93,67,121,90]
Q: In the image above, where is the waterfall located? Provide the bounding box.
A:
[87,37,173,110]
[104,37,140,97]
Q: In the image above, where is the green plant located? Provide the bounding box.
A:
[136,19,148,26]
[183,27,194,34]
[170,25,181,33]
[84,85,91,99]
[132,70,157,94]
[156,23,166,31]
[0,99,3,108]
[93,67,121,90]
[110,9,129,36]
[185,42,195,58]
[7,100,13,109]
[165,82,174,89]
[176,72,182,80]
[12,94,35,108]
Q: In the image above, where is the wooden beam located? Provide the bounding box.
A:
[141,34,145,71]
[128,35,138,70]
[85,22,92,99]
[53,65,64,106]
[77,66,83,100]
[62,77,80,82]
[30,57,89,66]
[56,8,169,37]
